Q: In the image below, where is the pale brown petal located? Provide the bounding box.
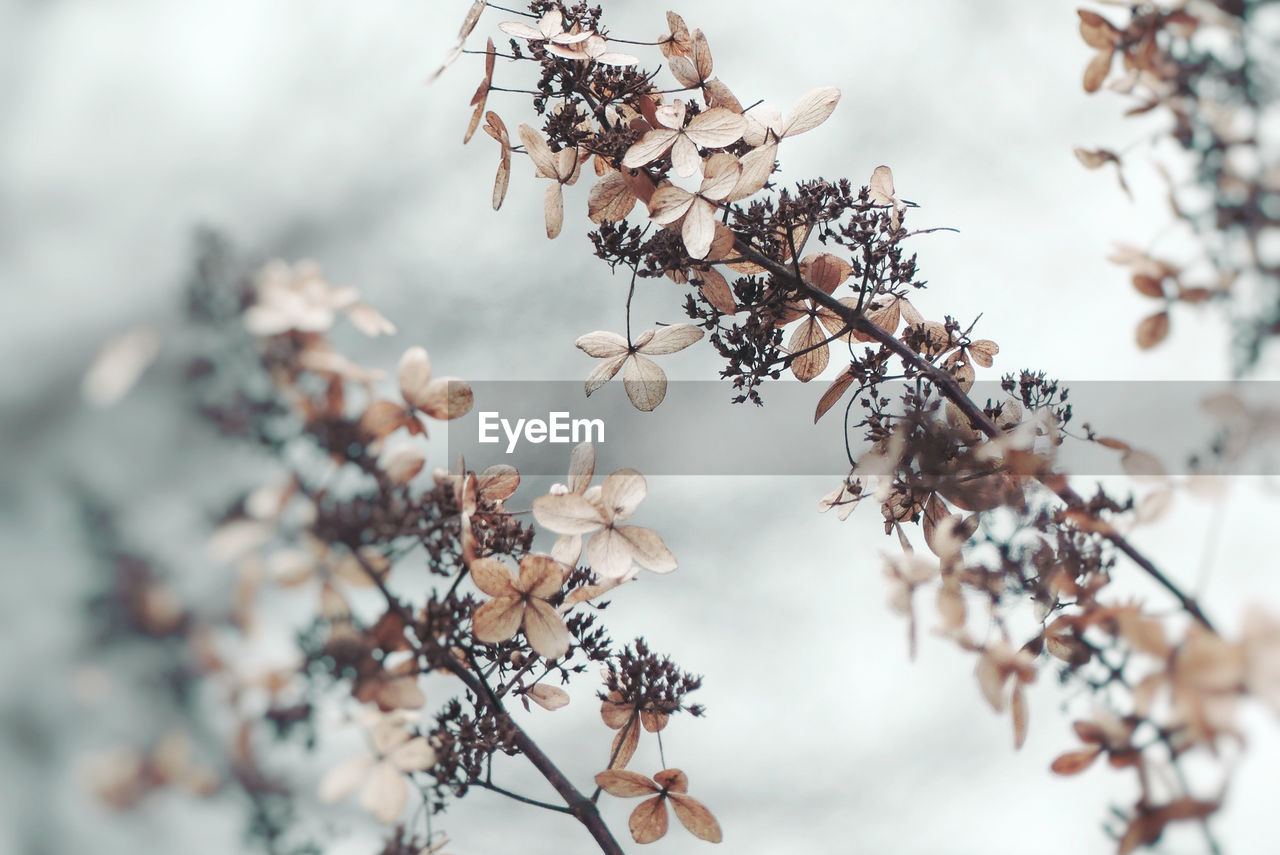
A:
[669,134,702,179]
[409,377,468,421]
[629,796,670,844]
[470,557,518,597]
[610,715,641,768]
[456,0,486,42]
[478,464,520,500]
[586,528,635,580]
[1011,684,1029,749]
[568,441,596,493]
[652,769,688,793]
[639,324,704,355]
[543,181,565,239]
[648,185,697,225]
[595,769,659,797]
[526,684,571,710]
[967,339,999,367]
[702,77,743,113]
[398,347,433,407]
[83,325,162,406]
[728,140,777,201]
[601,469,647,519]
[359,401,421,442]
[551,533,583,567]
[522,599,572,659]
[782,86,841,137]
[518,125,559,177]
[815,368,855,422]
[694,267,736,314]
[1049,747,1101,775]
[622,128,679,169]
[360,761,408,824]
[493,148,511,210]
[388,737,437,772]
[614,526,677,574]
[623,354,668,411]
[518,554,565,598]
[801,252,852,293]
[868,165,896,205]
[472,596,524,643]
[788,317,829,382]
[588,171,638,222]
[1135,311,1170,349]
[669,793,722,842]
[576,330,631,358]
[1083,48,1114,93]
[683,107,747,148]
[319,753,374,804]
[680,198,717,259]
[532,492,607,534]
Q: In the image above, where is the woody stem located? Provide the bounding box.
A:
[733,237,1215,631]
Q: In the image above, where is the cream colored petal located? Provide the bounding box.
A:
[532,493,607,534]
[670,134,702,179]
[621,128,679,169]
[389,737,437,772]
[680,198,717,259]
[526,683,571,710]
[601,469,647,520]
[470,557,518,597]
[522,599,571,659]
[781,86,841,138]
[639,324,704,355]
[586,353,629,396]
[576,330,631,358]
[684,107,746,148]
[518,554,565,598]
[586,528,635,580]
[398,347,433,407]
[614,526,677,573]
[360,761,408,824]
[472,596,525,643]
[622,354,668,411]
[568,441,595,492]
[318,753,374,804]
[551,533,584,566]
[517,124,558,177]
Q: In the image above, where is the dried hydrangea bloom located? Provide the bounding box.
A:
[593,768,721,844]
[574,325,703,411]
[532,468,677,580]
[470,554,572,659]
[318,709,437,825]
[621,100,746,178]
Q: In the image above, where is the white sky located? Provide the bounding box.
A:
[3,1,1279,854]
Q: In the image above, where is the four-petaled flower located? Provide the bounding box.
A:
[575,325,703,411]
[594,768,722,844]
[318,709,438,825]
[518,124,583,239]
[532,468,677,580]
[471,554,572,660]
[622,101,746,178]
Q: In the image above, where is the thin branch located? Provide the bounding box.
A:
[733,236,1216,631]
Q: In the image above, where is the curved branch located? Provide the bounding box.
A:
[733,236,1216,631]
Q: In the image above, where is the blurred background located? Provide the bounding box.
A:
[3,1,1279,853]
